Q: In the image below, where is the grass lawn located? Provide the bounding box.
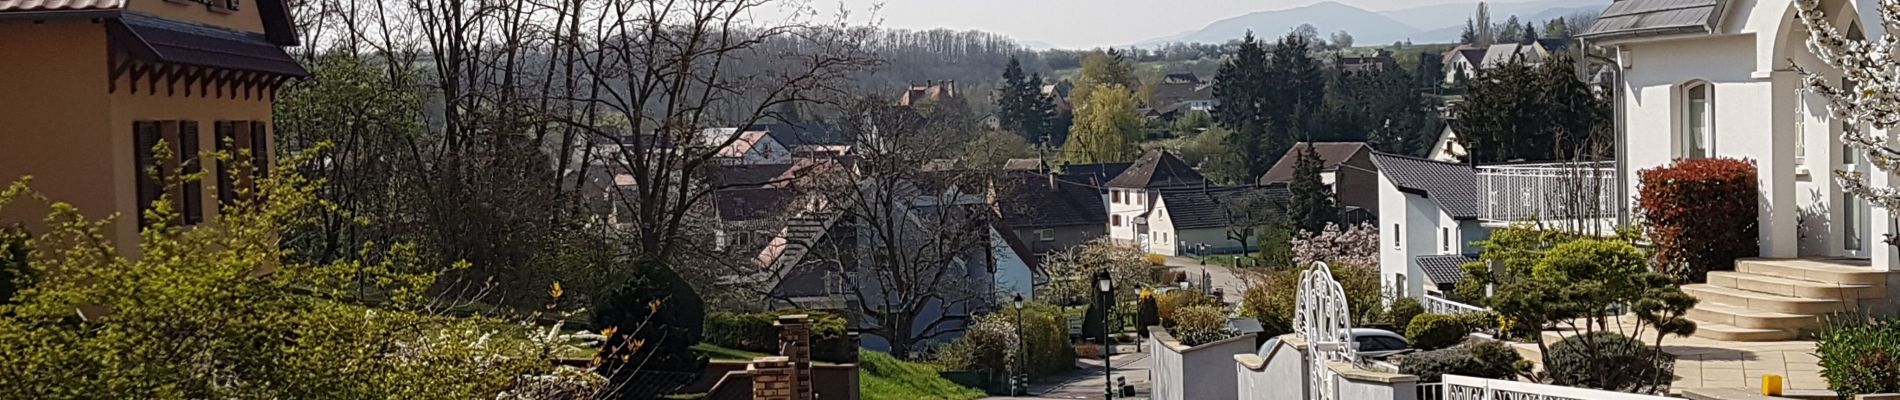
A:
[859,350,985,400]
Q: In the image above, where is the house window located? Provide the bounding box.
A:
[1037,229,1055,241]
[215,121,269,207]
[1442,227,1451,252]
[1392,223,1401,249]
[1113,190,1122,204]
[133,120,204,227]
[1112,215,1122,227]
[1683,82,1713,158]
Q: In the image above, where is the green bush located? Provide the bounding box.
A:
[1543,332,1674,393]
[936,304,1075,380]
[1170,305,1236,346]
[1155,289,1213,326]
[591,260,707,397]
[703,310,853,363]
[1814,315,1900,397]
[1387,297,1423,331]
[0,226,27,304]
[1638,158,1759,282]
[1137,289,1161,335]
[1405,313,1468,350]
[1399,340,1525,383]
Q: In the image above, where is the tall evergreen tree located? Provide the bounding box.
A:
[1453,54,1609,163]
[1523,22,1540,44]
[1417,51,1446,89]
[995,57,1058,144]
[1498,16,1524,44]
[1287,143,1339,234]
[1545,19,1572,39]
[1474,2,1494,46]
[1214,32,1273,174]
[1262,33,1327,175]
[1461,18,1480,45]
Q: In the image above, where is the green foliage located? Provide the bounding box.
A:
[1037,239,1158,306]
[1240,264,1385,338]
[1215,31,1326,178]
[0,155,570,399]
[1543,332,1675,394]
[1138,289,1162,332]
[1316,66,1440,155]
[996,57,1061,144]
[933,314,1018,384]
[592,260,708,397]
[1255,226,1296,269]
[1063,84,1142,163]
[860,350,986,400]
[0,225,26,304]
[1288,144,1340,234]
[1155,289,1215,326]
[1638,158,1760,282]
[960,130,1039,169]
[1387,297,1424,331]
[1399,340,1526,383]
[703,310,853,363]
[1813,315,1900,397]
[1139,127,1247,184]
[1405,313,1469,351]
[1452,53,1610,164]
[1170,305,1236,346]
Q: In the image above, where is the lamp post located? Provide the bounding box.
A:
[1013,293,1026,396]
[1095,270,1114,400]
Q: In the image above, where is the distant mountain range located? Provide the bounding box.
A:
[1133,0,1610,47]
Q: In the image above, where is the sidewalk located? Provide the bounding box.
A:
[1162,256,1253,304]
[985,345,1151,400]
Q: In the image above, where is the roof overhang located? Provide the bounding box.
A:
[109,12,308,78]
[1578,0,1730,44]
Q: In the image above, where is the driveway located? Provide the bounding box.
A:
[1162,256,1253,304]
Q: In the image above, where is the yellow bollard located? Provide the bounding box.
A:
[1762,374,1784,396]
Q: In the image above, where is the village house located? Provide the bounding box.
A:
[1106,151,1209,251]
[0,0,306,249]
[1259,142,1380,218]
[1577,0,1900,340]
[998,171,1109,258]
[1373,152,1489,301]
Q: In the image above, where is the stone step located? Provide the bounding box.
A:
[1690,322,1801,341]
[1685,302,1819,331]
[1735,258,1889,286]
[1706,271,1882,300]
[1681,284,1845,315]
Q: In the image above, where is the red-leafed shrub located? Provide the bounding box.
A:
[1638,158,1759,282]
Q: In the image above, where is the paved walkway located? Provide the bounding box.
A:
[985,345,1151,400]
[1516,318,1827,393]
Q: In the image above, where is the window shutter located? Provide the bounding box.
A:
[134,121,162,229]
[216,121,237,206]
[179,121,203,225]
[249,121,269,179]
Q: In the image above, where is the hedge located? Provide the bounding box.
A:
[703,310,855,363]
[1405,313,1467,351]
[1638,158,1759,282]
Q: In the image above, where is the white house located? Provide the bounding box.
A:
[1426,125,1467,163]
[714,130,793,165]
[1373,152,1490,300]
[1107,151,1208,251]
[1142,187,1281,257]
[1580,0,1894,268]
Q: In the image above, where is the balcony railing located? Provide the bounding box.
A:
[1477,162,1621,226]
[1421,293,1485,315]
[1419,375,1678,400]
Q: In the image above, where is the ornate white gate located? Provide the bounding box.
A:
[1294,262,1356,400]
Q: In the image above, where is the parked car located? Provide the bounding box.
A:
[1350,328,1412,359]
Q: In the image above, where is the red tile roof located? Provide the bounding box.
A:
[0,0,125,11]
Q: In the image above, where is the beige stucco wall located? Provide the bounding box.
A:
[129,0,266,34]
[0,20,117,242]
[0,17,277,250]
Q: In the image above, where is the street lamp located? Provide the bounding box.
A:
[1013,293,1026,396]
[1095,271,1114,400]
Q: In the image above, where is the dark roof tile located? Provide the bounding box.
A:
[1371,152,1479,219]
[1416,254,1476,286]
[1107,151,1205,189]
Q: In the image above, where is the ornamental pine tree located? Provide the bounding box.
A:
[1288,143,1339,234]
[1791,0,1900,234]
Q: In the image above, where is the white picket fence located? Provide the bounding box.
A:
[1417,375,1676,400]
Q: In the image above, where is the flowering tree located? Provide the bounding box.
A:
[1291,222,1380,267]
[1793,0,1900,247]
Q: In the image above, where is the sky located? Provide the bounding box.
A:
[771,0,1490,49]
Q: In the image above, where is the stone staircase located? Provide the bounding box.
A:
[1681,258,1892,341]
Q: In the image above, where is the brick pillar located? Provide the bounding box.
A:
[749,356,795,400]
[776,314,814,400]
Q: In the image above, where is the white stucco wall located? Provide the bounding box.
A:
[1108,188,1149,243]
[1609,0,1896,269]
[1147,327,1255,400]
[1379,174,1456,300]
[1239,336,1309,400]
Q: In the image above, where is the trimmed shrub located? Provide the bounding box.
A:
[936,304,1075,381]
[1543,332,1675,394]
[1405,313,1467,351]
[1387,297,1424,331]
[703,310,853,363]
[1170,305,1236,346]
[1638,158,1759,282]
[1154,289,1213,326]
[1399,340,1525,383]
[1814,315,1900,397]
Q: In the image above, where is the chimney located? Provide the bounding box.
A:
[776,314,815,400]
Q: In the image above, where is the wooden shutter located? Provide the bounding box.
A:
[249,121,268,179]
[215,121,237,206]
[179,121,202,225]
[134,121,162,229]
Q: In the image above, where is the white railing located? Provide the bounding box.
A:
[1430,375,1676,400]
[1421,293,1486,315]
[1476,162,1620,224]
